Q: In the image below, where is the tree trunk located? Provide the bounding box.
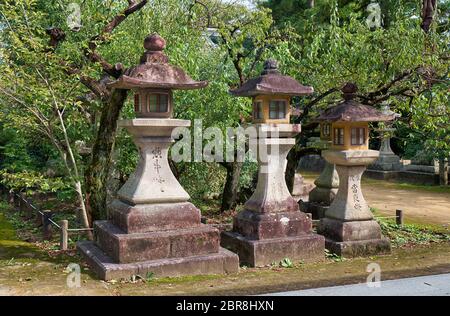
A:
[221,161,243,212]
[74,181,93,240]
[85,89,128,223]
[421,0,437,33]
[308,0,315,8]
[285,145,322,194]
[285,149,300,194]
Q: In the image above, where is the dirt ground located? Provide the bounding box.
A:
[0,178,449,296]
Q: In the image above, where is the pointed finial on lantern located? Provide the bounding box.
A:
[342,82,358,101]
[262,59,281,75]
[141,33,169,64]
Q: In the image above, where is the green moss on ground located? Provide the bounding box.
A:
[0,202,39,260]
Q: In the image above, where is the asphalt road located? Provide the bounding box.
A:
[263,273,450,296]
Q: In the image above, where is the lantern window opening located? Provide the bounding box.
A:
[351,127,366,145]
[253,101,263,120]
[269,100,286,120]
[134,94,141,112]
[146,93,169,113]
[322,123,331,137]
[333,127,344,145]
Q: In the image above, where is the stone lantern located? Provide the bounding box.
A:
[221,59,325,267]
[78,34,238,280]
[370,103,402,172]
[316,83,395,257]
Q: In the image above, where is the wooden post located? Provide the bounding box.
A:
[42,210,53,240]
[25,199,33,220]
[19,192,26,212]
[396,209,404,226]
[60,220,68,251]
[8,191,15,205]
[15,192,22,209]
[35,209,43,226]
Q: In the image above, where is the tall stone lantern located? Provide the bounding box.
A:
[316,83,395,257]
[78,34,238,280]
[221,60,325,267]
[370,103,402,172]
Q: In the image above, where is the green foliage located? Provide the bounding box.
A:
[266,0,449,160]
[179,162,226,201]
[378,219,450,247]
[0,170,70,194]
[0,0,448,213]
[280,257,294,268]
[324,249,346,262]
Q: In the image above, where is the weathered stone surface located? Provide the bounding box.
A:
[221,231,325,267]
[323,164,374,221]
[109,199,201,234]
[244,137,299,213]
[78,241,239,281]
[319,149,391,258]
[224,123,324,267]
[370,130,402,172]
[94,221,219,264]
[233,210,312,240]
[324,237,391,258]
[322,149,379,167]
[291,173,314,202]
[79,36,239,281]
[116,120,192,205]
[309,162,339,205]
[317,218,382,242]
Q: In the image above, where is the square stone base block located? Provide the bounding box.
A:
[95,221,219,263]
[318,218,383,242]
[78,241,239,281]
[221,231,325,267]
[324,237,391,258]
[364,169,400,181]
[233,210,312,240]
[109,200,201,234]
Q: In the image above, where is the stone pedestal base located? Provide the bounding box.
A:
[78,216,239,280]
[78,241,238,281]
[370,154,403,171]
[94,221,220,263]
[109,200,201,234]
[221,232,324,267]
[324,237,391,257]
[233,210,312,240]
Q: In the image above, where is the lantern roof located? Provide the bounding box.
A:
[108,34,208,90]
[316,83,395,122]
[229,59,314,97]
